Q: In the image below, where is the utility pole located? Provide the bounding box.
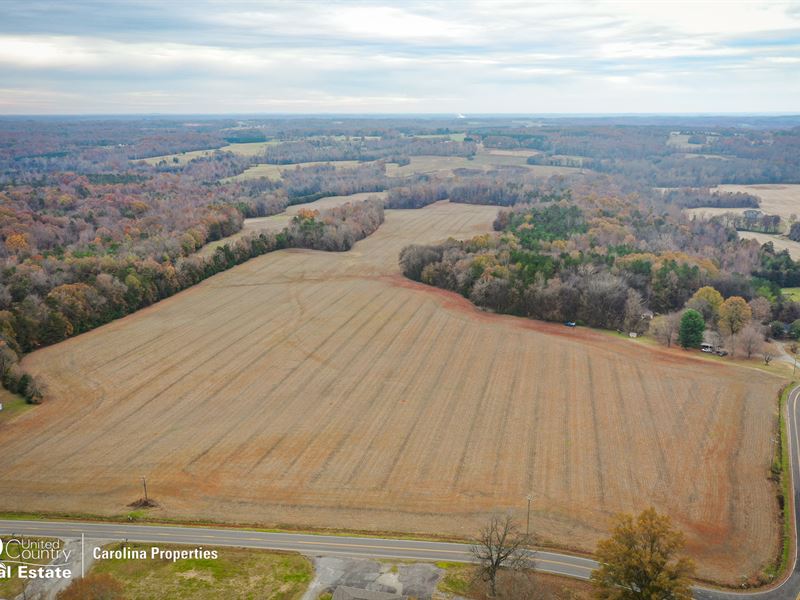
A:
[526,493,533,538]
[141,476,148,503]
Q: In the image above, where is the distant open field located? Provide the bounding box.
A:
[484,148,537,157]
[145,146,580,181]
[685,184,800,257]
[226,151,581,183]
[684,153,731,160]
[687,183,800,220]
[666,132,702,149]
[684,206,742,220]
[739,231,800,260]
[386,154,582,177]
[414,133,467,141]
[198,192,388,256]
[0,200,782,583]
[225,160,366,182]
[713,184,800,221]
[139,141,278,165]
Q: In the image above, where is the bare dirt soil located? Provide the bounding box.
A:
[0,201,783,584]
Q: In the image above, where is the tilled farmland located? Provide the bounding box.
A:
[0,201,783,583]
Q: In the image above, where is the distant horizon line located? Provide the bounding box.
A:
[0,111,799,119]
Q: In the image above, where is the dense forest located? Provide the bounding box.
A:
[0,191,382,402]
[2,114,800,401]
[399,175,800,355]
[477,124,800,185]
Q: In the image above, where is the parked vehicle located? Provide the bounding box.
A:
[564,321,576,328]
[701,343,714,353]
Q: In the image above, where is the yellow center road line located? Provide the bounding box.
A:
[7,388,800,594]
[0,525,593,572]
[1,526,466,554]
[527,558,593,572]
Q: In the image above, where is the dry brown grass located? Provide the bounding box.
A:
[0,388,31,424]
[666,133,704,150]
[686,184,800,258]
[140,141,279,166]
[0,202,783,584]
[485,149,541,158]
[738,231,800,260]
[718,184,800,221]
[385,154,581,177]
[438,563,593,600]
[225,160,367,182]
[197,192,387,257]
[89,543,311,599]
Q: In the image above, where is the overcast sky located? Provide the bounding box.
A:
[0,0,799,115]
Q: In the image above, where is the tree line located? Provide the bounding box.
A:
[260,136,476,164]
[661,187,759,209]
[398,179,800,347]
[0,199,384,402]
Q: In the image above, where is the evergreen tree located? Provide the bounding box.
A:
[678,309,705,349]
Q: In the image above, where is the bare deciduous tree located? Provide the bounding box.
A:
[623,289,647,334]
[749,296,772,324]
[737,324,763,359]
[471,514,531,597]
[763,346,774,365]
[706,330,723,351]
[649,312,681,348]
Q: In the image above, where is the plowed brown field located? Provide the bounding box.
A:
[0,201,783,583]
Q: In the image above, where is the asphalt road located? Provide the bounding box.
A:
[0,519,596,580]
[694,385,800,600]
[1,385,798,598]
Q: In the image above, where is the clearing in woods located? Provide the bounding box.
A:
[0,201,783,584]
[384,154,581,177]
[686,184,800,259]
[139,141,280,165]
[224,160,366,182]
[198,192,388,257]
[686,184,800,222]
[225,151,582,182]
[737,231,800,260]
[717,183,800,220]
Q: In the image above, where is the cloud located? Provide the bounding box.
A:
[0,0,798,113]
